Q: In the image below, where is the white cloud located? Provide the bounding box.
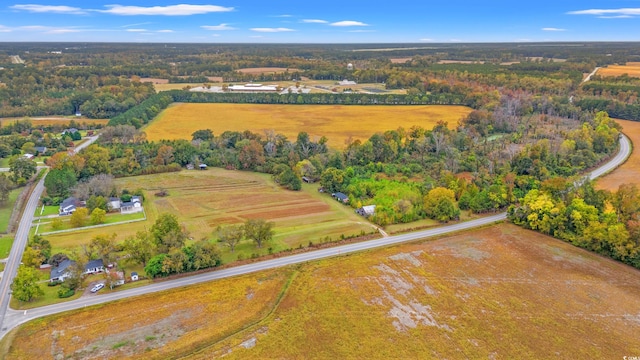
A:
[274,14,292,18]
[348,30,375,33]
[330,20,368,27]
[250,27,295,32]
[201,24,236,31]
[122,22,152,28]
[10,4,86,14]
[568,8,640,16]
[101,4,234,16]
[419,38,434,42]
[46,28,81,34]
[19,25,48,31]
[599,15,633,19]
[157,29,174,33]
[0,25,11,33]
[542,27,566,31]
[126,29,147,32]
[301,19,327,23]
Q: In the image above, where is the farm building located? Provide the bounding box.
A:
[332,192,349,204]
[357,205,376,217]
[339,79,357,86]
[228,83,279,92]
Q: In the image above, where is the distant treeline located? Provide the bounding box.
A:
[576,98,640,121]
[108,90,472,128]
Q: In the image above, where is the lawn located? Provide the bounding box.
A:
[143,103,473,149]
[41,169,373,260]
[0,188,23,233]
[34,205,59,217]
[596,119,639,191]
[0,236,13,259]
[4,224,640,359]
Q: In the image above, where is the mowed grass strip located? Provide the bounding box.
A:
[6,224,640,359]
[596,119,640,191]
[597,62,640,77]
[143,103,472,148]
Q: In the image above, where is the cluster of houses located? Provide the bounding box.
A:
[59,196,143,215]
[49,258,139,284]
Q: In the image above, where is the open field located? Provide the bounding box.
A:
[5,223,640,359]
[390,57,412,64]
[0,236,13,259]
[0,188,22,233]
[236,67,300,75]
[43,169,373,259]
[144,103,472,148]
[596,119,640,191]
[597,62,640,78]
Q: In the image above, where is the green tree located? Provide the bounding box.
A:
[69,207,89,228]
[0,174,13,204]
[192,129,214,142]
[28,235,51,262]
[86,195,108,212]
[22,247,45,268]
[88,233,116,263]
[423,187,460,222]
[90,208,107,225]
[151,213,188,253]
[145,254,168,278]
[11,265,43,302]
[44,168,77,198]
[79,144,111,176]
[183,240,222,271]
[9,156,37,183]
[320,167,345,193]
[244,219,275,249]
[123,231,156,266]
[217,225,244,252]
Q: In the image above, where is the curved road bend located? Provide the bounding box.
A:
[0,135,100,334]
[0,134,631,339]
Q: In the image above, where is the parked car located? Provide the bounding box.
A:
[90,283,104,293]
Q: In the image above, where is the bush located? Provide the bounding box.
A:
[57,287,75,298]
[48,280,62,287]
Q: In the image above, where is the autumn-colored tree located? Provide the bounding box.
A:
[155,144,175,166]
[423,187,460,222]
[11,266,43,302]
[90,208,107,225]
[69,207,89,228]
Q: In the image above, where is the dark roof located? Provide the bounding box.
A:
[121,201,135,208]
[60,197,77,209]
[333,192,349,201]
[131,272,138,276]
[50,259,74,279]
[85,259,104,270]
[34,146,47,152]
[109,197,120,202]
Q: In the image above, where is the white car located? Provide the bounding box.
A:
[90,283,104,293]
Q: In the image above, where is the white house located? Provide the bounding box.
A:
[59,197,79,215]
[84,259,105,274]
[120,196,143,214]
[357,205,376,217]
[108,197,121,211]
[50,259,73,282]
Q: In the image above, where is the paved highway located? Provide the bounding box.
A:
[0,135,100,335]
[0,134,630,339]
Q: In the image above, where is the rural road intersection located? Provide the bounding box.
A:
[0,134,631,340]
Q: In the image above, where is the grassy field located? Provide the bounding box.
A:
[596,119,640,191]
[41,169,374,260]
[33,211,146,235]
[144,103,472,148]
[154,83,207,91]
[4,223,640,359]
[597,62,640,77]
[34,205,59,217]
[0,188,22,233]
[0,117,109,127]
[0,236,13,259]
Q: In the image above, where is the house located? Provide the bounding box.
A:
[108,197,121,210]
[332,192,349,204]
[199,163,208,170]
[120,196,143,214]
[34,146,47,154]
[85,259,105,274]
[302,176,315,184]
[63,128,78,135]
[59,197,79,215]
[357,205,376,217]
[50,259,74,282]
[130,272,139,281]
[23,153,34,159]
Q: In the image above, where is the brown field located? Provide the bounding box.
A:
[144,103,472,148]
[390,57,412,64]
[139,77,169,84]
[236,67,300,75]
[597,62,640,78]
[596,119,640,191]
[99,169,371,252]
[5,224,640,359]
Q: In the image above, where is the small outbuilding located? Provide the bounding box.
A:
[130,272,139,281]
[357,205,376,217]
[302,176,315,184]
[332,192,349,204]
[199,163,208,170]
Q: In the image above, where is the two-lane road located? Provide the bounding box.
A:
[0,134,630,340]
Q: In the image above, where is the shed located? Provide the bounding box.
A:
[130,272,139,281]
[332,192,349,204]
[302,176,315,184]
[199,163,208,170]
[357,205,376,217]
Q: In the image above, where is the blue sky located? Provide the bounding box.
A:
[1,1,640,42]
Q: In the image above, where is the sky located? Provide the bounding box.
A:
[1,1,640,43]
